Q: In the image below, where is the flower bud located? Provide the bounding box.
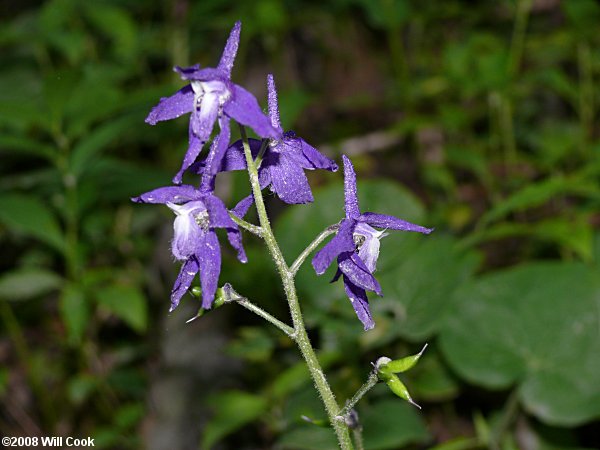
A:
[381,344,428,374]
[385,374,421,409]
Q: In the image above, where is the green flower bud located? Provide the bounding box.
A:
[191,286,202,298]
[385,374,421,409]
[383,343,428,374]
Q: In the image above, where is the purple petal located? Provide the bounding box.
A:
[338,253,382,295]
[312,219,356,275]
[200,117,231,193]
[267,74,282,131]
[131,185,202,204]
[145,85,194,125]
[170,258,199,311]
[173,123,204,184]
[194,138,263,174]
[360,212,434,234]
[226,227,247,263]
[268,153,314,204]
[204,194,236,229]
[342,155,360,219]
[198,230,221,309]
[224,84,280,139]
[232,195,254,219]
[343,277,375,330]
[284,136,338,172]
[299,139,338,171]
[175,66,224,82]
[217,21,241,78]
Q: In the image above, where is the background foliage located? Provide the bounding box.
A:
[1,0,599,448]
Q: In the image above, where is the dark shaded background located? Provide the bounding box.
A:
[1,0,599,449]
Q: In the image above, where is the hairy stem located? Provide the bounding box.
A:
[223,284,294,337]
[228,212,263,237]
[239,125,353,449]
[339,371,379,418]
[290,223,339,276]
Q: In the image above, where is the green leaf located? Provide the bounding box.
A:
[70,115,138,176]
[376,235,480,340]
[465,217,594,261]
[60,284,89,344]
[439,262,600,426]
[201,390,268,449]
[277,426,337,450]
[0,268,63,302]
[361,399,430,449]
[0,134,56,161]
[0,193,65,252]
[94,283,147,332]
[227,326,275,362]
[270,352,340,400]
[479,175,600,226]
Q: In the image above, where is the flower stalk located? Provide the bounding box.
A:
[240,125,354,449]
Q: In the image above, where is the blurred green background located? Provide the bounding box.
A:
[1,0,599,448]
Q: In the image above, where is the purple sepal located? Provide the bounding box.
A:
[342,155,360,219]
[312,219,356,275]
[338,253,382,295]
[224,84,279,139]
[198,230,221,309]
[343,278,375,331]
[170,258,199,312]
[359,212,434,234]
[145,85,194,125]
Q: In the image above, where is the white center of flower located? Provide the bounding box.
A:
[353,222,388,273]
[167,200,209,231]
[191,80,231,113]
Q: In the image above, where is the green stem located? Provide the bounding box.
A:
[507,0,531,78]
[229,212,263,237]
[578,42,593,156]
[0,301,55,427]
[255,139,269,169]
[338,371,379,418]
[239,125,353,449]
[352,427,365,450]
[223,285,294,337]
[290,224,339,276]
[489,390,520,450]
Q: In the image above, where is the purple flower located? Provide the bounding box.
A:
[144,21,279,184]
[192,74,338,214]
[312,155,433,330]
[131,184,246,310]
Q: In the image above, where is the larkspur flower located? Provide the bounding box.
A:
[131,180,246,311]
[312,155,433,330]
[145,21,279,184]
[192,74,338,214]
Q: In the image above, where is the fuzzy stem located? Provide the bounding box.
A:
[352,428,365,450]
[223,285,294,337]
[228,212,263,237]
[239,125,353,449]
[338,371,379,418]
[290,223,339,276]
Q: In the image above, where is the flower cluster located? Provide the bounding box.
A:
[133,22,432,328]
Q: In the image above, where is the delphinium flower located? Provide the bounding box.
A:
[312,155,433,330]
[192,74,338,215]
[145,21,279,184]
[132,134,246,310]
